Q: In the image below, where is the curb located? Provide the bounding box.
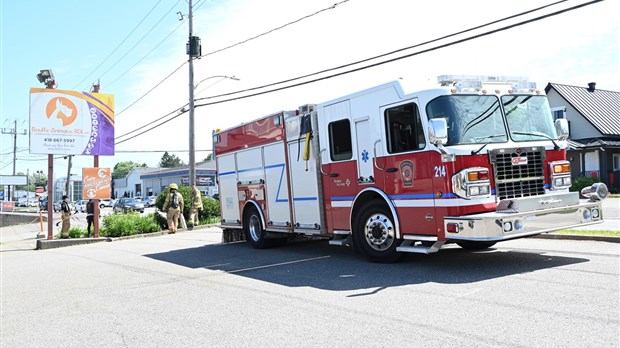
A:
[533,233,620,243]
[35,223,223,250]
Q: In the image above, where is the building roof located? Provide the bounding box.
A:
[139,161,216,180]
[568,138,620,150]
[546,83,620,136]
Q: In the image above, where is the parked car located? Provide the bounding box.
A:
[75,200,89,213]
[99,199,112,208]
[40,198,48,211]
[113,198,145,214]
[144,196,156,207]
[53,200,74,212]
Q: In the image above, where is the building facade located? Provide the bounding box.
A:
[546,82,620,192]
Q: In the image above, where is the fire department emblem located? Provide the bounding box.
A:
[400,161,414,186]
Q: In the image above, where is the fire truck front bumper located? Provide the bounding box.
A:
[443,200,604,242]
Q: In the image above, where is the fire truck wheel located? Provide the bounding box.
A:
[244,207,269,249]
[456,241,497,250]
[354,201,401,263]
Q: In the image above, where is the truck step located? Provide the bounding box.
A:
[396,241,444,254]
[329,235,352,246]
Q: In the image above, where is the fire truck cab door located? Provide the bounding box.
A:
[380,100,438,236]
[354,117,374,184]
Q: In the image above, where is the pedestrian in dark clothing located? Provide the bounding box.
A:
[86,199,95,237]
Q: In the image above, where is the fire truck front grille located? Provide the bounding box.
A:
[491,148,546,200]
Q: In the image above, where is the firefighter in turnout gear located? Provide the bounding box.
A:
[189,185,203,229]
[60,195,71,238]
[163,183,184,233]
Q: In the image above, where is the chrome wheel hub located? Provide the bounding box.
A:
[364,213,395,251]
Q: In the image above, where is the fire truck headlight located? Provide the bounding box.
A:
[591,208,600,219]
[453,167,491,199]
[549,161,572,190]
[469,186,480,196]
[503,221,513,232]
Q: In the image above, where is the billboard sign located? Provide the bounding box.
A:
[82,167,111,199]
[0,175,27,185]
[29,88,115,155]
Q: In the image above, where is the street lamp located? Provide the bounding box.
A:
[188,74,240,190]
[36,69,56,89]
[194,75,240,94]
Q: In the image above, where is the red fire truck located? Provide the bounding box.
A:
[214,75,608,262]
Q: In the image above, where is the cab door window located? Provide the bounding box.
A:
[385,102,425,153]
[328,119,353,161]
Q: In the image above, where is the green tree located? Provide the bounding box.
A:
[27,171,48,192]
[159,152,185,168]
[112,161,147,179]
[203,153,213,161]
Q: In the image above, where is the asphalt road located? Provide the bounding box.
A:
[1,229,618,347]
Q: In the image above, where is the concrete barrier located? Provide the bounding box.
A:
[0,212,46,227]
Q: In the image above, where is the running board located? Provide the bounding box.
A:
[396,241,445,254]
[329,234,352,246]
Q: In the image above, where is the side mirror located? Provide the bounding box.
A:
[429,118,448,145]
[555,118,569,140]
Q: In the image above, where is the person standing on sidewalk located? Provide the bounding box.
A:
[163,183,184,233]
[60,195,71,238]
[189,185,203,230]
[86,199,95,237]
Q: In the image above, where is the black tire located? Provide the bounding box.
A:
[456,241,497,250]
[244,207,269,249]
[353,200,401,263]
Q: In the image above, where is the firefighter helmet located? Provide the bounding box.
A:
[170,183,178,190]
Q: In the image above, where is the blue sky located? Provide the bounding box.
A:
[1,0,618,180]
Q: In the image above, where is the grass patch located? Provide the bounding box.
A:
[555,229,620,237]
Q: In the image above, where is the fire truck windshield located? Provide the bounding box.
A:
[426,95,507,146]
[502,95,557,141]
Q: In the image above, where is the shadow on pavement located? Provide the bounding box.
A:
[145,239,589,291]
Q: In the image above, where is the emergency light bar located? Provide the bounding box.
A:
[438,75,530,86]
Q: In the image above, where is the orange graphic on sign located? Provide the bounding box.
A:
[46,97,78,126]
[82,167,111,199]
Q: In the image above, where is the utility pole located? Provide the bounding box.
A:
[1,119,27,200]
[187,0,202,214]
[188,0,197,189]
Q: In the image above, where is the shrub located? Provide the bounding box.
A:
[68,227,87,238]
[156,186,221,227]
[200,197,220,222]
[100,212,161,238]
[570,176,600,197]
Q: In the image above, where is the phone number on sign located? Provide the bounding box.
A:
[44,138,75,143]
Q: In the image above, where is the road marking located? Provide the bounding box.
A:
[228,255,331,273]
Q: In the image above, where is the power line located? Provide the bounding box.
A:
[111,0,348,118]
[72,0,165,90]
[116,62,187,117]
[115,109,188,145]
[199,0,350,58]
[197,0,573,102]
[94,0,183,87]
[107,20,187,88]
[115,105,187,140]
[195,0,600,107]
[114,0,598,144]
